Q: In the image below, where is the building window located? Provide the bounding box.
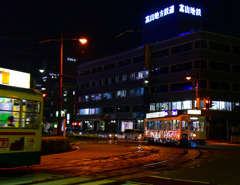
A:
[194,39,207,49]
[130,88,144,96]
[133,55,144,64]
[79,108,101,115]
[210,81,230,91]
[150,103,155,111]
[211,101,232,111]
[171,42,192,55]
[91,94,101,101]
[103,92,112,99]
[118,59,131,67]
[132,105,143,112]
[233,45,240,55]
[171,82,192,92]
[195,60,207,69]
[103,107,115,113]
[209,41,230,52]
[117,106,130,113]
[151,48,169,60]
[156,85,168,93]
[210,61,230,72]
[182,100,192,109]
[104,63,115,71]
[171,62,192,73]
[232,65,240,73]
[172,101,181,110]
[151,66,169,76]
[117,90,126,98]
[160,102,169,111]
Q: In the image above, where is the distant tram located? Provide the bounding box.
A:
[0,68,43,167]
[144,110,206,147]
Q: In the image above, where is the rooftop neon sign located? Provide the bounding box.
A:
[145,4,202,24]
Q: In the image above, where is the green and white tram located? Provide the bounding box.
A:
[0,68,43,167]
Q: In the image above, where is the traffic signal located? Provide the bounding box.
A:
[205,99,210,110]
[42,93,47,98]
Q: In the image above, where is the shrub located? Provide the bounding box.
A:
[41,137,71,155]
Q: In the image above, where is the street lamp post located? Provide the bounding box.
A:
[186,75,200,109]
[39,34,88,136]
[57,34,88,136]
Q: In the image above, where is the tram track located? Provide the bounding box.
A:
[16,145,212,185]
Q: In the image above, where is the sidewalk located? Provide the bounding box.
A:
[197,140,240,150]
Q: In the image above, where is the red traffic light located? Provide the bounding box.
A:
[42,93,46,98]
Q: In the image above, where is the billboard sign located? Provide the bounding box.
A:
[0,68,30,89]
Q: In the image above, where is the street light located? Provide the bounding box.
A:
[40,34,87,136]
[58,34,87,136]
[186,75,199,109]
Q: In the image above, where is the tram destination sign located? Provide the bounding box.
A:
[146,110,178,119]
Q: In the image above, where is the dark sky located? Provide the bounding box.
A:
[0,0,240,77]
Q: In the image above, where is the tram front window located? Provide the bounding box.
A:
[182,121,188,131]
[189,121,200,131]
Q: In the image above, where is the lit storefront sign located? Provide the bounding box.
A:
[145,4,202,24]
[0,67,30,89]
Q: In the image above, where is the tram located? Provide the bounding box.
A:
[144,110,206,147]
[0,68,43,167]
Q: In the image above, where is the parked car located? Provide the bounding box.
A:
[96,131,114,140]
[123,129,145,141]
[114,131,125,140]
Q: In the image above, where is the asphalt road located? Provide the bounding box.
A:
[0,139,240,185]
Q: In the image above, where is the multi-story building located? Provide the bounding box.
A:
[75,2,240,140]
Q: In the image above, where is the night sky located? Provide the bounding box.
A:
[0,0,240,77]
